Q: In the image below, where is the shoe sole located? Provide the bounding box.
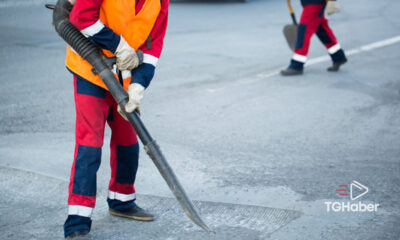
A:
[108,210,155,221]
[280,72,303,76]
[327,59,347,72]
[327,68,339,72]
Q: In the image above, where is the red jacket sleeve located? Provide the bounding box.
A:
[140,0,169,66]
[69,0,104,30]
[69,0,121,53]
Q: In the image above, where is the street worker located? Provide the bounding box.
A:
[281,0,347,76]
[62,0,169,239]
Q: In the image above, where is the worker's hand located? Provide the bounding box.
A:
[115,36,139,71]
[118,83,145,120]
[326,0,340,15]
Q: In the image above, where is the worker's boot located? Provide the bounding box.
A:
[109,205,155,221]
[280,66,304,76]
[65,230,92,240]
[327,57,347,72]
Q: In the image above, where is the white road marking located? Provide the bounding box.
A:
[207,35,400,92]
[308,35,400,66]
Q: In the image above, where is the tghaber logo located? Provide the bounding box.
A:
[325,180,379,212]
[336,180,369,200]
[350,181,369,200]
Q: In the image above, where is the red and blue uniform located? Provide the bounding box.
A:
[290,0,346,70]
[63,0,169,237]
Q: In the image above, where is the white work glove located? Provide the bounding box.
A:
[114,36,139,71]
[118,83,145,120]
[326,0,340,15]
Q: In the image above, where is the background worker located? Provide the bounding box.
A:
[281,0,347,76]
[62,0,169,239]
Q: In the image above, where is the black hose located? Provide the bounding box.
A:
[45,4,55,10]
[52,0,93,59]
[52,0,128,104]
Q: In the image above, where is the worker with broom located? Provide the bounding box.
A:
[281,0,347,76]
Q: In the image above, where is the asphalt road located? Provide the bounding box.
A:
[0,0,399,239]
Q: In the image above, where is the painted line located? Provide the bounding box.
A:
[307,35,400,66]
[207,35,400,92]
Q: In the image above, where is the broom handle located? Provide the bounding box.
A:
[286,0,298,26]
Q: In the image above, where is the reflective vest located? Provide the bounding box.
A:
[66,0,161,90]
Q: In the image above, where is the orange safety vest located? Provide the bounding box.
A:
[66,0,161,90]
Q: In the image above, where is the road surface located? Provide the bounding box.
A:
[0,0,399,239]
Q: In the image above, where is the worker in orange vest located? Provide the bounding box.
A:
[62,0,169,239]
